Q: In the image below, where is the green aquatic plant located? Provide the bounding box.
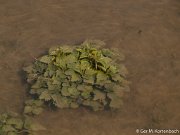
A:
[23,40,130,112]
[24,100,44,116]
[0,113,45,135]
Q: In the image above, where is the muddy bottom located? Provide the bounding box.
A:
[0,0,180,135]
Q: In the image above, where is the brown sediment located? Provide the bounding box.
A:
[0,0,179,135]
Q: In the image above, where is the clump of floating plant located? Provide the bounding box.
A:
[0,112,45,135]
[23,40,129,112]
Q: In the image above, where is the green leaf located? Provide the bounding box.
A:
[31,81,41,89]
[83,69,96,84]
[64,54,77,64]
[118,64,128,77]
[39,91,51,101]
[91,102,103,111]
[71,73,81,82]
[24,117,46,131]
[98,56,111,67]
[51,95,70,108]
[55,56,66,69]
[47,81,58,91]
[39,55,51,64]
[33,100,44,106]
[64,69,74,76]
[108,93,123,109]
[24,106,33,114]
[80,60,91,70]
[2,125,16,132]
[49,46,60,55]
[70,102,79,109]
[25,100,34,105]
[56,70,66,79]
[65,70,82,82]
[97,64,107,72]
[101,49,113,57]
[6,118,23,129]
[62,82,70,87]
[25,100,43,107]
[61,45,73,53]
[107,65,118,74]
[83,76,95,84]
[26,73,38,83]
[30,88,45,95]
[84,68,97,76]
[111,74,123,82]
[104,83,114,92]
[34,61,47,73]
[52,77,61,85]
[6,112,18,118]
[93,90,106,101]
[28,132,39,135]
[32,107,43,115]
[81,91,91,99]
[0,113,8,122]
[77,85,93,92]
[82,100,103,111]
[80,52,89,59]
[68,87,80,97]
[23,65,34,73]
[96,71,108,84]
[7,132,18,135]
[73,63,82,74]
[61,86,70,97]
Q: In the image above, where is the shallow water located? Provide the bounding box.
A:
[0,0,180,135]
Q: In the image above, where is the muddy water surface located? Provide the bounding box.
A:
[0,0,180,135]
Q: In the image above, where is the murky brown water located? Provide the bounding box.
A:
[0,0,180,135]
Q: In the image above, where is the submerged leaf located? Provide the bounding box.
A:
[108,93,123,109]
[93,90,106,101]
[30,88,45,95]
[7,132,18,135]
[61,87,70,96]
[31,82,41,89]
[24,100,44,115]
[118,64,128,77]
[23,40,129,111]
[77,85,93,92]
[7,118,23,129]
[24,106,33,114]
[70,102,79,109]
[24,117,46,131]
[32,107,43,115]
[2,125,16,132]
[82,100,103,111]
[70,72,81,82]
[68,87,80,97]
[51,95,70,108]
[39,55,51,64]
[39,91,51,101]
[96,72,108,84]
[23,65,34,73]
[81,91,91,99]
[0,113,8,122]
[64,54,77,64]
[101,49,113,57]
